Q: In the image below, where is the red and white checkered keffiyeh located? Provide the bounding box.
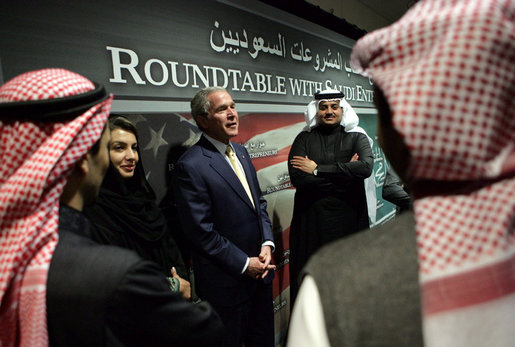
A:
[0,69,112,346]
[352,0,514,345]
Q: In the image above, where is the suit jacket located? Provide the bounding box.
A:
[295,211,423,346]
[174,135,274,307]
[47,205,223,346]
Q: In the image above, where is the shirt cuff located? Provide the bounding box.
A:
[241,242,275,274]
[262,241,275,252]
[241,257,250,274]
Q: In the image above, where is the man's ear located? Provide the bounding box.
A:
[77,154,90,175]
[61,154,90,209]
[195,115,208,130]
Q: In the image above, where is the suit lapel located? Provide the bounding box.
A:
[199,137,255,210]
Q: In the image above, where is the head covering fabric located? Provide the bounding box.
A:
[314,90,344,100]
[84,115,186,277]
[351,0,514,345]
[304,89,378,224]
[94,162,166,239]
[0,68,112,346]
[304,89,359,132]
[84,143,185,276]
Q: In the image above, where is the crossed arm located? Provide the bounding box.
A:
[288,132,373,189]
[290,153,359,174]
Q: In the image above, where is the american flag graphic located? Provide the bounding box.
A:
[126,111,305,338]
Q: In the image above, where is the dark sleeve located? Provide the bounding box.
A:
[382,168,412,211]
[288,132,373,190]
[243,146,274,244]
[288,132,336,190]
[160,188,192,272]
[162,228,188,278]
[107,260,223,347]
[173,159,249,275]
[317,132,373,179]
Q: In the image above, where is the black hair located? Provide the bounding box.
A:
[108,114,139,138]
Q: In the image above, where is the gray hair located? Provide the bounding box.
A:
[190,86,227,119]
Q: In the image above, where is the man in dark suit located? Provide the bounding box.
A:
[174,87,276,347]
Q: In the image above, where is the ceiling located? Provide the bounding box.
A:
[306,0,416,32]
[352,0,415,22]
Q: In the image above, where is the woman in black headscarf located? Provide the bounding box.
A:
[85,115,191,299]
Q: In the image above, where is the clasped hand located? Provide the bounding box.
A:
[170,267,192,300]
[245,246,276,280]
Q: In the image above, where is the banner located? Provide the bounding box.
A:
[0,0,396,343]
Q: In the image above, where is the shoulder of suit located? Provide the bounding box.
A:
[176,143,206,162]
[54,233,144,272]
[231,141,246,150]
[309,211,415,267]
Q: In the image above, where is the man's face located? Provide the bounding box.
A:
[316,100,343,126]
[198,91,238,144]
[83,127,111,206]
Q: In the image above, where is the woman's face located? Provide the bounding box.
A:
[109,128,139,178]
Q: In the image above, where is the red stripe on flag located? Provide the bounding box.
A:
[252,146,292,172]
[235,113,304,143]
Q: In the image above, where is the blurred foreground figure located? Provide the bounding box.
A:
[288,0,514,346]
[0,69,222,346]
